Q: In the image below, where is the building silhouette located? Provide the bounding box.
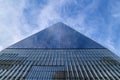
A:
[0,22,120,80]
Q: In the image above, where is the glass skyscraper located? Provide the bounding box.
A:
[0,22,120,80]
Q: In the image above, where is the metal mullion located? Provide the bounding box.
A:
[43,71,46,79]
[38,69,42,79]
[11,61,27,80]
[17,62,33,79]
[77,51,86,79]
[101,61,119,79]
[46,52,50,66]
[12,65,24,80]
[0,69,7,77]
[0,69,3,73]
[44,52,49,65]
[94,61,110,80]
[61,51,65,66]
[0,69,7,79]
[110,56,120,73]
[38,51,43,65]
[37,67,40,79]
[76,60,84,79]
[34,67,37,79]
[49,52,53,65]
[108,66,120,79]
[72,52,79,79]
[91,61,107,80]
[111,65,120,77]
[59,51,61,66]
[26,70,32,79]
[54,51,57,65]
[47,71,50,79]
[88,61,103,80]
[98,61,115,80]
[63,51,68,80]
[56,51,59,65]
[5,65,20,79]
[30,52,35,61]
[32,68,36,79]
[20,61,32,79]
[69,52,74,78]
[41,52,46,65]
[52,52,55,65]
[80,56,89,79]
[51,52,54,65]
[60,52,63,66]
[85,61,95,80]
[65,59,70,80]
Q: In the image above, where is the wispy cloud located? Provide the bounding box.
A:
[0,0,120,56]
[0,0,26,49]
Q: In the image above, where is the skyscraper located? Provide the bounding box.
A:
[0,22,120,80]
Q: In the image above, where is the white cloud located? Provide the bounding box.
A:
[0,0,27,50]
[37,2,61,30]
[0,0,120,57]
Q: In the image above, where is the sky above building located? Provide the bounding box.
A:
[0,0,120,56]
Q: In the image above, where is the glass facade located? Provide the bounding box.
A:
[0,48,120,80]
[9,23,103,49]
[0,22,120,80]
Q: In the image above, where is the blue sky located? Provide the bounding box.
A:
[0,0,120,56]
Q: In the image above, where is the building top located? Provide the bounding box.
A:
[9,22,104,49]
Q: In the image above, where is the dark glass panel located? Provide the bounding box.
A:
[9,22,104,49]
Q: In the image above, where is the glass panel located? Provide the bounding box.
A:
[26,66,65,80]
[9,23,103,49]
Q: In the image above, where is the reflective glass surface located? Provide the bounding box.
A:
[26,66,65,80]
[0,23,119,80]
[0,48,120,80]
[9,23,104,48]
